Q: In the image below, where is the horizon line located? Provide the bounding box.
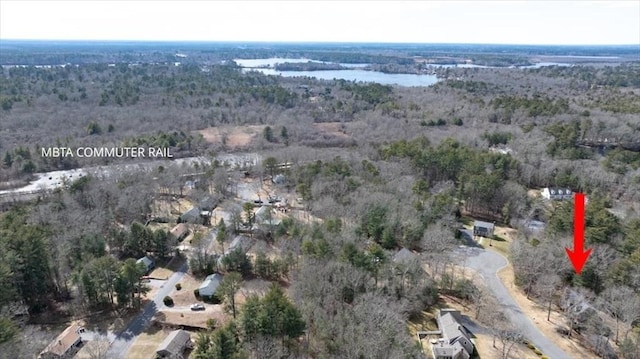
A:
[1,38,639,47]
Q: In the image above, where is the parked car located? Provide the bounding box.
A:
[190,303,205,311]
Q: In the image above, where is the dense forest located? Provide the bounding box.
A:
[0,44,639,359]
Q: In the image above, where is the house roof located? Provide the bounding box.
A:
[255,206,281,226]
[273,174,286,184]
[170,223,189,238]
[255,205,272,219]
[156,329,191,356]
[435,309,473,358]
[39,323,81,358]
[180,207,200,222]
[199,196,218,211]
[473,220,494,230]
[198,273,223,297]
[137,256,153,268]
[227,235,252,254]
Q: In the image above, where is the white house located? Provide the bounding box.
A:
[541,187,573,200]
[198,273,223,298]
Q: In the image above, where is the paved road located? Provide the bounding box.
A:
[455,230,571,359]
[106,261,188,359]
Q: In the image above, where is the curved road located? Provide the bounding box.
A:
[106,261,188,358]
[454,233,570,359]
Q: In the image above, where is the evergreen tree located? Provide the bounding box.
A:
[216,218,227,253]
[2,152,12,168]
[263,126,274,142]
[217,272,243,319]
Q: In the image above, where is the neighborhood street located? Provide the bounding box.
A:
[455,231,571,359]
[106,261,188,359]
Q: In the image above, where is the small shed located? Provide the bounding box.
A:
[473,221,495,238]
[136,256,155,273]
[198,273,223,298]
[156,329,192,358]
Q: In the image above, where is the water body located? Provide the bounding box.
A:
[242,67,440,86]
[233,57,368,68]
[235,57,575,86]
[430,62,571,69]
[235,57,438,86]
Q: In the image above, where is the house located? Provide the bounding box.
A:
[180,206,201,224]
[198,273,223,299]
[156,329,192,358]
[226,235,253,255]
[255,205,281,227]
[137,256,155,273]
[273,174,286,185]
[199,195,218,211]
[393,247,418,263]
[473,220,495,238]
[432,309,474,359]
[38,323,82,359]
[541,187,573,200]
[217,235,253,267]
[169,223,189,242]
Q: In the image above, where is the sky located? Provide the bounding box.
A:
[1,1,639,45]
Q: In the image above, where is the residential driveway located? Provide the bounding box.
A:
[106,261,188,359]
[454,230,571,359]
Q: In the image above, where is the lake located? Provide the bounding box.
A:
[235,58,440,86]
[429,62,572,69]
[233,57,368,68]
[241,67,440,87]
[234,57,576,86]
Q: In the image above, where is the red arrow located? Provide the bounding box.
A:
[565,192,592,274]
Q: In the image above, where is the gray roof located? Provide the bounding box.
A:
[273,174,286,184]
[136,256,154,269]
[180,207,200,223]
[255,206,281,226]
[434,309,473,359]
[473,220,494,230]
[156,330,191,357]
[227,235,252,254]
[198,273,223,297]
[199,196,218,211]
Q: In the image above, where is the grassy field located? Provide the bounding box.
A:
[126,324,168,359]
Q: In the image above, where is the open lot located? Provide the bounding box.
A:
[197,125,266,149]
[167,273,201,307]
[126,324,170,359]
[154,308,225,329]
